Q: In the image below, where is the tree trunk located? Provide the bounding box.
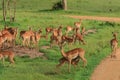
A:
[2,0,6,22]
[13,0,16,22]
[62,0,67,10]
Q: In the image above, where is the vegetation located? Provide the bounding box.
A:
[0,0,120,16]
[0,0,120,80]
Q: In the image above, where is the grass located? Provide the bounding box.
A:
[0,0,120,17]
[0,0,120,80]
[0,11,120,80]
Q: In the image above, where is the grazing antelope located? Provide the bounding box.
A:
[74,33,86,45]
[61,35,74,45]
[56,56,80,68]
[0,50,15,65]
[50,26,63,47]
[110,32,118,58]
[59,46,87,72]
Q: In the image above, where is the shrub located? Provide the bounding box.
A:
[52,1,63,10]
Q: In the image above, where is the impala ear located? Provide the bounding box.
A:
[59,25,63,28]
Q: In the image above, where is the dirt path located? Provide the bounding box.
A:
[66,15,120,23]
[66,15,120,80]
[90,48,120,80]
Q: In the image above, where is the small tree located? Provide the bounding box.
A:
[10,0,16,22]
[2,0,6,22]
[62,0,67,10]
[2,0,17,22]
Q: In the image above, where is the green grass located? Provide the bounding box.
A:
[0,11,120,80]
[0,0,120,17]
[0,0,120,80]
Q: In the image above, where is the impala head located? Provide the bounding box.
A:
[112,32,118,38]
[58,25,63,29]
[38,28,42,33]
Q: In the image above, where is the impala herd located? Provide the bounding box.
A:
[0,19,119,72]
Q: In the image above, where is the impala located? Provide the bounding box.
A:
[0,50,15,65]
[59,46,87,72]
[110,32,118,58]
[74,19,82,28]
[56,56,80,68]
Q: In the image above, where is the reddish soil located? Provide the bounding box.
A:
[90,48,120,80]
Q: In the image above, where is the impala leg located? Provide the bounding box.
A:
[22,39,25,46]
[81,57,87,67]
[68,60,71,72]
[2,57,5,66]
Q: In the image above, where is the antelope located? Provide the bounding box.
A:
[45,27,53,39]
[110,32,118,58]
[74,33,86,45]
[2,27,18,37]
[50,26,63,47]
[0,32,2,36]
[1,27,18,47]
[34,29,42,47]
[0,50,15,65]
[73,28,86,45]
[65,26,74,36]
[59,46,87,72]
[50,29,59,47]
[0,33,8,50]
[81,26,86,35]
[20,27,35,47]
[74,19,82,28]
[61,35,74,45]
[56,56,80,68]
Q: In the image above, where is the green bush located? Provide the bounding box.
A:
[52,1,63,10]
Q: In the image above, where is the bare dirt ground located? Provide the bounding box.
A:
[90,48,120,80]
[5,46,46,59]
[66,15,120,23]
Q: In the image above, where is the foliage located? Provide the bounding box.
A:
[52,1,63,10]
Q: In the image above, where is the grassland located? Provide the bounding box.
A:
[0,0,120,16]
[0,0,120,80]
